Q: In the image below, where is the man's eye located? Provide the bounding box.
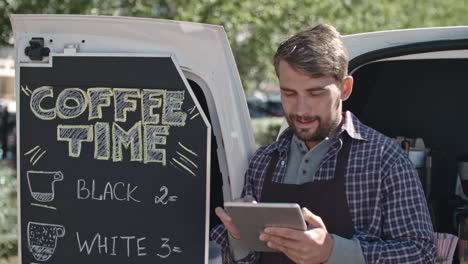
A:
[281,91,294,96]
[310,91,325,97]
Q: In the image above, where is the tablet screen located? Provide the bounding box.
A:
[224,202,306,252]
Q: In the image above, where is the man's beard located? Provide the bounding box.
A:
[286,114,340,142]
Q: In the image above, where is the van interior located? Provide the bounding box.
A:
[186,79,224,230]
[346,57,468,236]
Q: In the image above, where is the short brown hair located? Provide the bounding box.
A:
[273,24,349,81]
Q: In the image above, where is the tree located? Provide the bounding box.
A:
[1,0,467,90]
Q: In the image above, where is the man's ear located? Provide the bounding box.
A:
[341,76,353,101]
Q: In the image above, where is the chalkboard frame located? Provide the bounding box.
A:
[16,53,212,263]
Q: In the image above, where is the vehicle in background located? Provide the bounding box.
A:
[247,91,283,118]
[0,99,15,161]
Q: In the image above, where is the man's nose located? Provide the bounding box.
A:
[295,97,312,115]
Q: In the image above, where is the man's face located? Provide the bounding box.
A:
[278,60,352,147]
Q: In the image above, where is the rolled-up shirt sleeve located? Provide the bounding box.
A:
[210,224,259,263]
[325,235,365,264]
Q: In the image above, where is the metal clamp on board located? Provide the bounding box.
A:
[24,38,50,60]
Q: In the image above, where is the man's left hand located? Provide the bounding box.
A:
[259,207,334,264]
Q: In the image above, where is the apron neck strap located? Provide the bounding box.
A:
[334,133,352,181]
[264,150,280,183]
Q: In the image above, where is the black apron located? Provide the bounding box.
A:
[260,135,355,264]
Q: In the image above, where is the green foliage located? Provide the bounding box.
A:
[251,117,283,147]
[0,237,16,259]
[0,165,16,235]
[0,256,17,264]
[0,164,17,258]
[1,0,467,91]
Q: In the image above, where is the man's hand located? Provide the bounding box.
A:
[259,207,334,264]
[215,195,256,240]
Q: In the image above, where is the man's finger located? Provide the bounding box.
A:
[264,239,303,262]
[231,195,256,203]
[271,244,302,264]
[215,207,240,239]
[302,207,326,230]
[263,233,324,264]
[215,206,231,221]
[261,232,303,252]
[242,195,256,203]
[263,227,304,241]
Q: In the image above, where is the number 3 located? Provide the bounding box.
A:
[157,238,171,258]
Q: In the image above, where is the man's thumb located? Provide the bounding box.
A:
[302,207,326,230]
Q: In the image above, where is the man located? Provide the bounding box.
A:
[211,24,436,263]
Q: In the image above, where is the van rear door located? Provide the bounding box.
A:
[11,14,255,264]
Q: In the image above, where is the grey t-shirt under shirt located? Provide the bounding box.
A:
[283,134,336,184]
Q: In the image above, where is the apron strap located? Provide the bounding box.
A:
[334,134,352,180]
[264,150,280,184]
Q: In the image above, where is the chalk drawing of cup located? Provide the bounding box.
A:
[27,222,65,261]
[27,170,64,202]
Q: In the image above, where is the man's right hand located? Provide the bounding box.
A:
[215,195,257,240]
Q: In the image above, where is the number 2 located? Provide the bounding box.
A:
[154,186,169,205]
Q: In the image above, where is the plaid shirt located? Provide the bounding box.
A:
[211,111,436,263]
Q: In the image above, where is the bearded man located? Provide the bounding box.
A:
[211,24,436,264]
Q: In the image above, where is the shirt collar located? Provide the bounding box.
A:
[339,111,368,141]
[266,111,368,154]
[293,134,334,152]
[275,127,293,154]
[293,134,309,153]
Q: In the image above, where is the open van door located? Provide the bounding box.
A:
[11,14,255,264]
[342,27,468,236]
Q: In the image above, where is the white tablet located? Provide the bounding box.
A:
[224,202,307,252]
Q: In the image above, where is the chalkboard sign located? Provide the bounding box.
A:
[18,55,211,263]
